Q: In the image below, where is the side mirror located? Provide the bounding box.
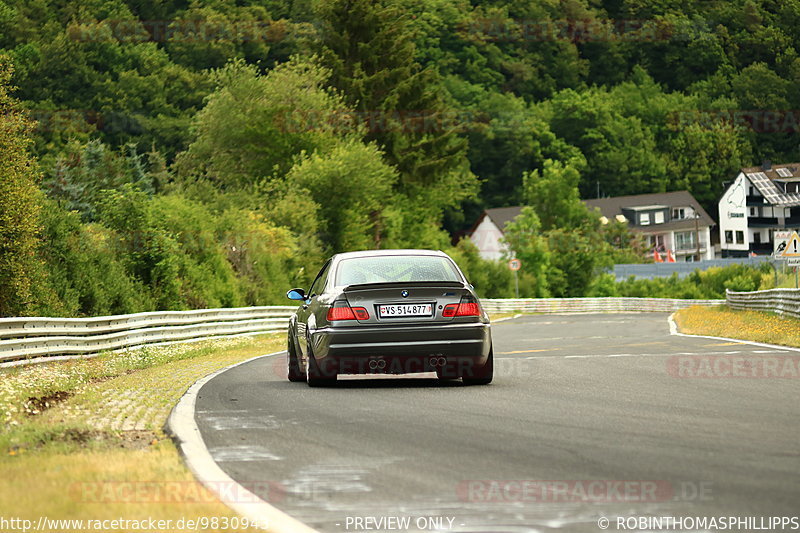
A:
[286,288,306,301]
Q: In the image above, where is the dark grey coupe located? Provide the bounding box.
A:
[285,249,493,386]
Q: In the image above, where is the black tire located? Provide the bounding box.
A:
[306,345,337,387]
[436,361,459,380]
[462,348,493,385]
[287,333,306,382]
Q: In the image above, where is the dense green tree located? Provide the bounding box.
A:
[176,57,357,188]
[0,57,43,316]
[43,139,156,221]
[501,207,551,298]
[284,140,399,252]
[521,158,591,231]
[2,0,800,312]
[514,156,643,297]
[36,199,151,316]
[447,80,583,216]
[546,87,669,199]
[312,0,478,235]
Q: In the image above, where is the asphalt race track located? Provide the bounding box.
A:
[194,314,800,532]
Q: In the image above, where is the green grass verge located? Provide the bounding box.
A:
[674,305,800,348]
[0,334,284,532]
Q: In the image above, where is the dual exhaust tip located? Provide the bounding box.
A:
[429,356,447,367]
[368,359,386,370]
[366,357,447,369]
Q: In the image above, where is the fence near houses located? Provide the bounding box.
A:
[612,256,773,280]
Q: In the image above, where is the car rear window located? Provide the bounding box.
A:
[335,255,461,285]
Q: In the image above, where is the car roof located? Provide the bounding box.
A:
[331,249,449,261]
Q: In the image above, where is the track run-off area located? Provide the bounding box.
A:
[189,313,799,533]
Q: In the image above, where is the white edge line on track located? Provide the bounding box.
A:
[667,312,800,353]
[491,313,523,323]
[165,350,319,533]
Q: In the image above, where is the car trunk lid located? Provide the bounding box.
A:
[341,282,471,324]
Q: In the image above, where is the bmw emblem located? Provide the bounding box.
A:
[401,290,409,298]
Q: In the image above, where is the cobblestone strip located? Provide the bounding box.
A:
[44,336,282,432]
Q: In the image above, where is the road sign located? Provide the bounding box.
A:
[508,258,522,271]
[774,231,792,257]
[788,258,800,267]
[780,231,800,257]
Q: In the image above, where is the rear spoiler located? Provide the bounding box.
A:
[343,281,465,291]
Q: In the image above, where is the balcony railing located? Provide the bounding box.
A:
[741,216,800,228]
[750,243,774,254]
[749,217,779,227]
[675,241,707,251]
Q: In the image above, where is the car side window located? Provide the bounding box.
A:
[308,261,331,298]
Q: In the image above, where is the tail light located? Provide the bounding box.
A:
[442,297,481,318]
[456,301,481,316]
[327,301,370,321]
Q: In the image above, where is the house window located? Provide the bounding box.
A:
[749,207,757,217]
[736,230,745,244]
[639,213,650,225]
[725,231,733,244]
[753,231,761,244]
[649,235,666,249]
[675,231,696,250]
[654,211,665,224]
[672,208,685,220]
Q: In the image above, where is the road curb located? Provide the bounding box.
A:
[668,312,800,353]
[165,350,320,533]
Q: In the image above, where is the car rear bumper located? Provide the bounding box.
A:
[309,321,491,374]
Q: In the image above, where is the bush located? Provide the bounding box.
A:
[36,200,151,317]
[0,56,43,316]
[611,264,769,300]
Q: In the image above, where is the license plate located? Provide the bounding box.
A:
[379,303,433,317]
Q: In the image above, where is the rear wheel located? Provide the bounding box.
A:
[436,361,459,380]
[287,333,305,382]
[461,348,493,385]
[306,345,337,387]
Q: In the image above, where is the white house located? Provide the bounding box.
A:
[468,191,715,261]
[467,206,522,260]
[718,163,800,257]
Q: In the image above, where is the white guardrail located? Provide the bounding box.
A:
[0,307,296,364]
[0,298,727,364]
[726,288,800,319]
